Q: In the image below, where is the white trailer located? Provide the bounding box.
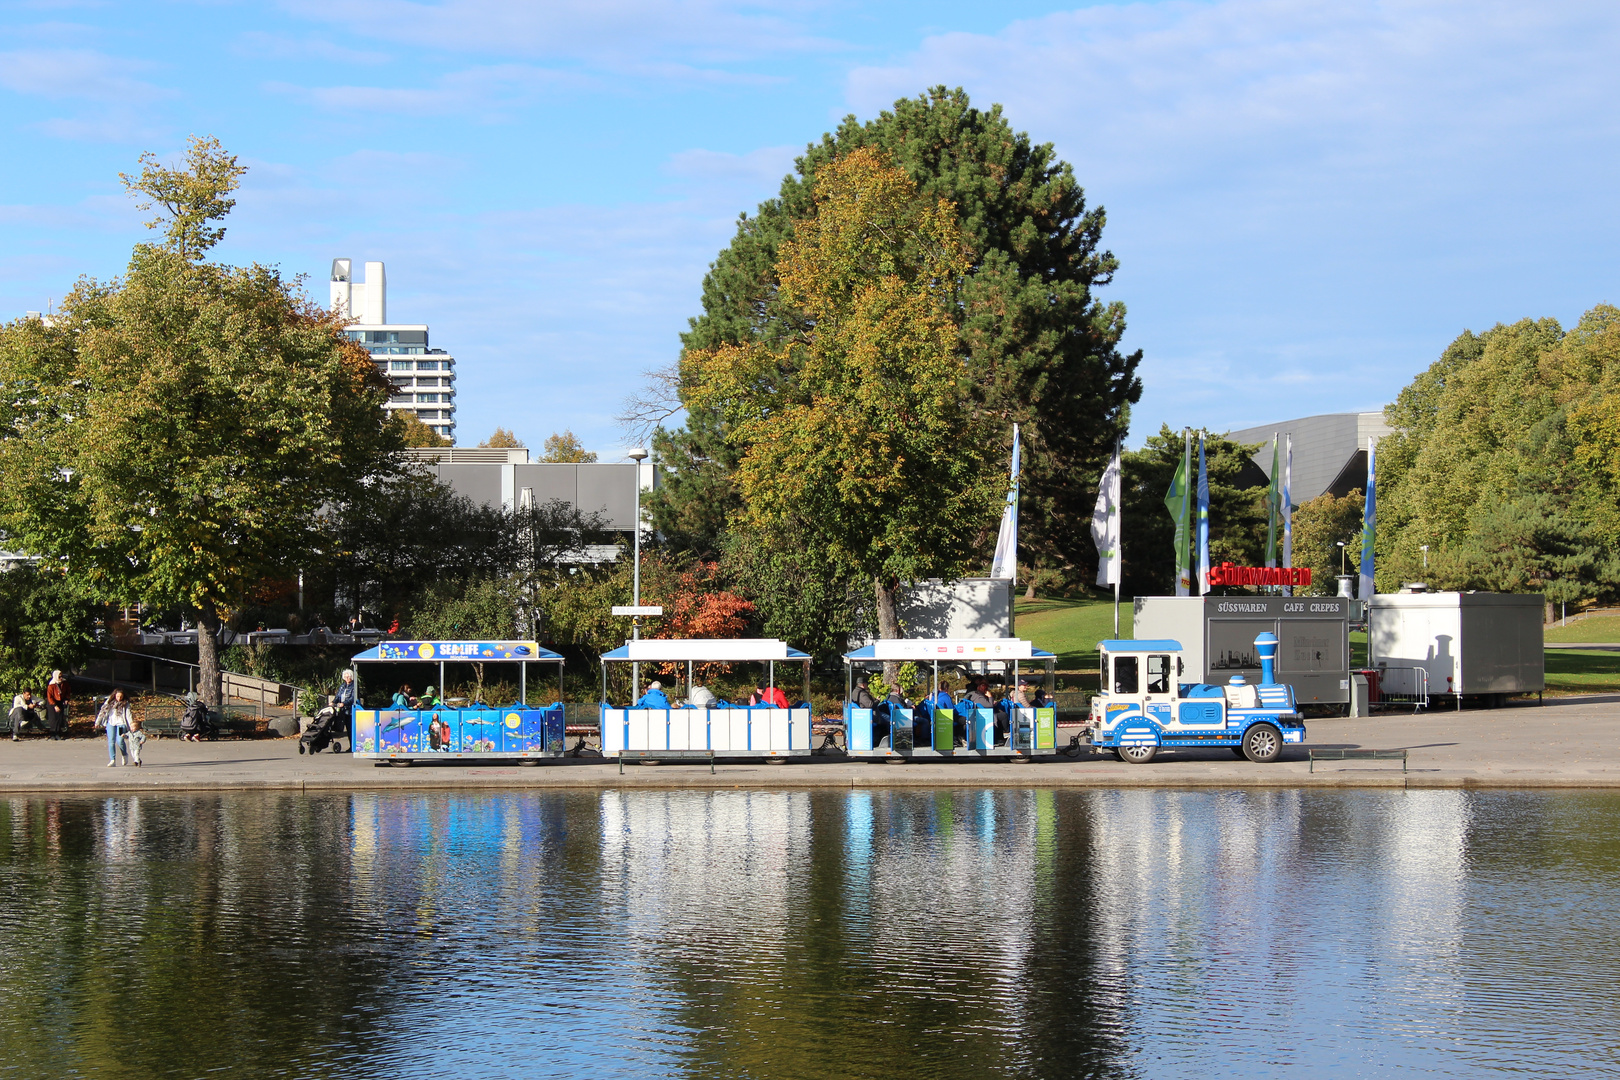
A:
[1368,592,1544,703]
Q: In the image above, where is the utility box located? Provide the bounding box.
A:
[1368,592,1544,697]
[1132,595,1354,707]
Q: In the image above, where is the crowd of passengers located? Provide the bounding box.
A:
[849,674,1052,748]
[629,680,795,710]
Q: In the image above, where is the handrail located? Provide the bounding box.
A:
[81,646,307,715]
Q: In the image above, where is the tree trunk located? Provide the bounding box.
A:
[874,576,902,685]
[197,601,224,709]
[1023,577,1036,601]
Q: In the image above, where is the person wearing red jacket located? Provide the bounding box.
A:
[45,671,69,741]
[750,683,790,709]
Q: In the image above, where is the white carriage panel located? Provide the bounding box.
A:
[767,708,792,751]
[731,710,753,752]
[601,709,628,753]
[667,710,692,750]
[706,709,730,751]
[627,709,653,751]
[789,707,812,750]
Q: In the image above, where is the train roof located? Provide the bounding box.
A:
[1098,639,1185,653]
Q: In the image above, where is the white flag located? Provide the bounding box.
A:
[1091,441,1122,586]
[1282,433,1293,594]
[990,424,1021,581]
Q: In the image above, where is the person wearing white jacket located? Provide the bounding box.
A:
[95,688,134,766]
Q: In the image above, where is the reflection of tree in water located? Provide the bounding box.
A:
[622,790,1135,1079]
[0,794,396,1077]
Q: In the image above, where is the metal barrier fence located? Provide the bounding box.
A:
[1374,665,1429,712]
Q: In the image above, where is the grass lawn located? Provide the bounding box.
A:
[1013,596,1131,673]
[1543,649,1620,694]
[1545,615,1620,643]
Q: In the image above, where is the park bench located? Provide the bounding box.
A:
[137,701,258,739]
[617,749,716,774]
[1308,748,1408,773]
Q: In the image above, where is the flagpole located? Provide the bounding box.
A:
[1113,437,1122,638]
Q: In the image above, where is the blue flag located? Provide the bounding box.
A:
[1360,437,1377,599]
[1197,434,1211,594]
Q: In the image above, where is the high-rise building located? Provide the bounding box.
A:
[330,259,457,441]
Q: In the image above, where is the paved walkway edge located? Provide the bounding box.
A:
[2,771,1617,794]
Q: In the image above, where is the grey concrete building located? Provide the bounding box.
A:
[401,446,655,539]
[1227,411,1392,504]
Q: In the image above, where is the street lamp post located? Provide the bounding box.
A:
[628,447,649,698]
[1336,540,1348,576]
[1420,544,1429,570]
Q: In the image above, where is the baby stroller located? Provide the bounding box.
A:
[179,696,219,741]
[299,700,342,754]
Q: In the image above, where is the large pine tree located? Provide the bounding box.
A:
[651,87,1142,584]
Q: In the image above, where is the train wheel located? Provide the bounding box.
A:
[1119,743,1157,764]
[1243,723,1282,763]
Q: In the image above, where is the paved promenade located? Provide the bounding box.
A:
[3,695,1618,793]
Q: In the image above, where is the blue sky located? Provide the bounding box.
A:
[3,0,1617,457]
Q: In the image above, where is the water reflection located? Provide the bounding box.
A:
[0,789,1616,1078]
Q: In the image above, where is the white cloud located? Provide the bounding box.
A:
[268,63,582,117]
[843,0,1620,440]
[277,0,838,71]
[30,114,166,142]
[233,31,391,65]
[847,0,1620,191]
[664,145,798,193]
[0,47,170,103]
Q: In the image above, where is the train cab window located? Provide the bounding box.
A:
[1147,654,1171,695]
[1112,655,1139,695]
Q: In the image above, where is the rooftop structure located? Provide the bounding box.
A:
[1228,411,1393,505]
[331,260,457,442]
[399,446,656,559]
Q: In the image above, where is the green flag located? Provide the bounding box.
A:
[1163,432,1192,596]
[1265,434,1280,568]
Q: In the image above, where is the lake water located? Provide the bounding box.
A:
[1,788,1616,1079]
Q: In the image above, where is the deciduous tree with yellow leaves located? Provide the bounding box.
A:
[0,137,398,706]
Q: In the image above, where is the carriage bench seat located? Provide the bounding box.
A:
[617,749,717,774]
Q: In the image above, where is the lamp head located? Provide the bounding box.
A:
[627,447,649,462]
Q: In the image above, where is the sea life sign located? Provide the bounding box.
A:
[377,641,543,660]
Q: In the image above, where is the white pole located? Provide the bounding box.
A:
[628,448,649,699]
[1114,436,1121,637]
